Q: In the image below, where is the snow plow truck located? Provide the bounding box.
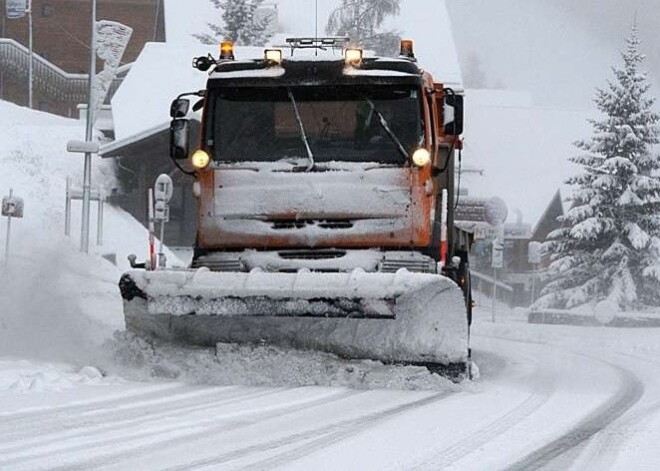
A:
[119,38,473,376]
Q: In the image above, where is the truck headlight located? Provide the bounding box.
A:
[264,48,283,64]
[412,148,431,167]
[191,149,211,169]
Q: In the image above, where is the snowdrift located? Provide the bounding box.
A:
[528,308,660,328]
[0,99,178,363]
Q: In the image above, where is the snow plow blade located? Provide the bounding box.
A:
[119,269,469,370]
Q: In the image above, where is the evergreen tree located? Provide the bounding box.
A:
[194,0,274,47]
[325,0,401,56]
[537,24,660,311]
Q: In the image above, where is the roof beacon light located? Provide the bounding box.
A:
[344,48,363,65]
[191,149,211,169]
[400,39,415,60]
[220,41,235,61]
[264,48,283,64]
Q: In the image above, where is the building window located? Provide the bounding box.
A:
[42,4,55,17]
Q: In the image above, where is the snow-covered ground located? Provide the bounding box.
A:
[2,101,660,469]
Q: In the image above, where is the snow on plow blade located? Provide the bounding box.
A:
[119,269,469,368]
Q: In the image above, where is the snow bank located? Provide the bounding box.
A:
[0,99,179,364]
[474,308,660,362]
[0,361,106,395]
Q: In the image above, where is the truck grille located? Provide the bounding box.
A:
[278,250,347,260]
[270,219,355,230]
[379,259,436,274]
[192,258,244,272]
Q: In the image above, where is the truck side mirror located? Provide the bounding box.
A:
[170,98,190,118]
[170,119,190,160]
[443,94,464,136]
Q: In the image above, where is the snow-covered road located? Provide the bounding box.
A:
[2,312,660,470]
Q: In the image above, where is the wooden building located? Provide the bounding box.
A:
[0,0,165,116]
[100,121,199,248]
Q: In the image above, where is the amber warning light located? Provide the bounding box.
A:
[400,40,415,59]
[220,41,235,60]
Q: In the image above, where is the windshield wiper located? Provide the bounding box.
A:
[364,98,410,163]
[287,88,315,171]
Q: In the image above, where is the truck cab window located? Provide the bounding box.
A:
[209,85,423,165]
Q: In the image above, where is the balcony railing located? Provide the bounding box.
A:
[0,38,130,104]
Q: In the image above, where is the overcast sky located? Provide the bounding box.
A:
[166,0,660,109]
[446,0,660,108]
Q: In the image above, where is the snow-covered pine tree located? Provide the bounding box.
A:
[537,24,660,311]
[326,0,401,56]
[194,0,274,47]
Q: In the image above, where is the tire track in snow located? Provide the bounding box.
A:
[412,351,556,470]
[0,383,188,421]
[0,386,280,455]
[234,391,454,471]
[158,391,451,471]
[504,356,644,471]
[570,352,660,471]
[0,385,254,441]
[3,389,360,470]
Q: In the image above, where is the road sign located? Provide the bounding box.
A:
[484,197,508,227]
[154,174,173,223]
[491,226,504,269]
[2,194,24,218]
[491,242,504,268]
[6,0,27,19]
[456,196,509,228]
[154,174,174,203]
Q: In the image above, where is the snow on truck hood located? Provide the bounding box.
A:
[212,162,411,219]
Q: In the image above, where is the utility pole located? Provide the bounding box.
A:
[491,226,504,323]
[81,0,97,253]
[27,0,32,108]
[1,0,5,100]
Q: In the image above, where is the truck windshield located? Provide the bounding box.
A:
[207,85,423,165]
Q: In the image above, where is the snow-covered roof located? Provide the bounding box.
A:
[100,121,169,157]
[110,43,216,141]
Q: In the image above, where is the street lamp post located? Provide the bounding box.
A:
[68,9,131,254]
[81,0,97,253]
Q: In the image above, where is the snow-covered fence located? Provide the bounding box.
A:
[471,269,513,306]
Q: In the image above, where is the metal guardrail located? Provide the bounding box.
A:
[0,38,130,104]
[471,270,514,292]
